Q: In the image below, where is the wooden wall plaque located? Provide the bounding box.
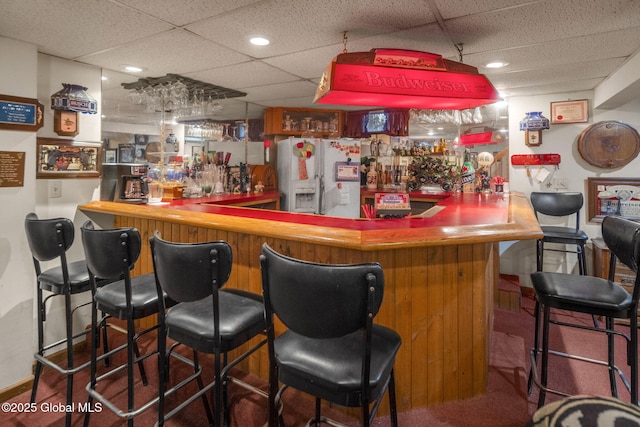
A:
[0,94,44,132]
[578,121,640,168]
[0,151,26,187]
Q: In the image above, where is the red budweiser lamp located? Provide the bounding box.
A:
[314,49,501,110]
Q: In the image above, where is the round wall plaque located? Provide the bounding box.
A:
[145,142,162,163]
[577,121,640,168]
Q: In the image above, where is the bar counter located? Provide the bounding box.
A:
[79,190,541,413]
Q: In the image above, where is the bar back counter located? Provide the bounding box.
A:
[79,191,541,414]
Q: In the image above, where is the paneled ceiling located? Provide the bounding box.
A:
[1,0,639,127]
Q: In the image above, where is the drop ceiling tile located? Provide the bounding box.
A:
[259,96,327,109]
[115,0,263,26]
[341,24,457,60]
[263,24,456,80]
[464,27,640,72]
[493,62,620,97]
[0,0,172,59]
[444,0,640,56]
[505,78,603,97]
[262,45,346,80]
[186,0,439,58]
[78,29,250,77]
[490,59,625,89]
[238,81,319,102]
[434,0,549,18]
[185,61,300,90]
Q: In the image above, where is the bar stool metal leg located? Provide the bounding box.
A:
[631,315,639,405]
[538,304,551,408]
[528,299,541,395]
[30,287,45,405]
[606,317,619,398]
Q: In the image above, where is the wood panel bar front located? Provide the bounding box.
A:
[79,192,541,413]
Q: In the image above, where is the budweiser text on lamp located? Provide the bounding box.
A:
[314,49,502,110]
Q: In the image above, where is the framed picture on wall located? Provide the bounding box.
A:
[586,177,640,223]
[134,134,149,146]
[104,148,117,163]
[36,138,102,179]
[118,144,134,163]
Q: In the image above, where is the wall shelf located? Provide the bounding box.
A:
[510,154,561,166]
[263,107,343,137]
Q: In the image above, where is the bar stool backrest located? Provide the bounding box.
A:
[149,232,233,303]
[81,221,140,280]
[602,215,640,277]
[530,192,584,230]
[25,212,74,263]
[260,242,384,339]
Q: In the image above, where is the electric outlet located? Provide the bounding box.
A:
[48,180,61,198]
[552,177,568,190]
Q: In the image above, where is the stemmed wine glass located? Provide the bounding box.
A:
[230,125,240,141]
[221,123,232,141]
[206,95,223,115]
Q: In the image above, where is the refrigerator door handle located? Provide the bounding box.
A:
[317,175,324,215]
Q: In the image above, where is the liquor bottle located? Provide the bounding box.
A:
[461,149,475,193]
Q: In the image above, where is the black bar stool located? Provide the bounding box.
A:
[529,215,640,407]
[150,232,268,427]
[24,213,111,427]
[81,221,167,427]
[530,192,588,275]
[259,243,401,427]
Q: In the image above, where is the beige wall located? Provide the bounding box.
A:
[0,37,102,391]
[0,36,39,390]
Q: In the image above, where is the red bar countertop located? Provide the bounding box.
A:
[79,190,542,250]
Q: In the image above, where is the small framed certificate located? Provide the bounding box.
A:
[550,99,589,124]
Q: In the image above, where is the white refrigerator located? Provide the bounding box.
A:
[277,137,361,218]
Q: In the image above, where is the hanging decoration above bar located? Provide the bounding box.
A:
[50,84,98,114]
[122,74,246,104]
[314,49,502,110]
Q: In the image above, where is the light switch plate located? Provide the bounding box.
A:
[552,177,568,190]
[48,180,61,198]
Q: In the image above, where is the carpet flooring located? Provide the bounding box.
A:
[1,292,634,426]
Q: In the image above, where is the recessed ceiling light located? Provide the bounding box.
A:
[250,36,270,46]
[123,65,145,73]
[484,61,509,69]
